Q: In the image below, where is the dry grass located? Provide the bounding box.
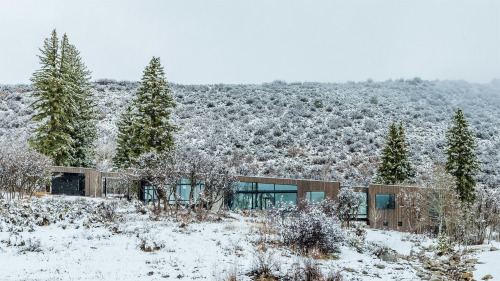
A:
[34,192,50,198]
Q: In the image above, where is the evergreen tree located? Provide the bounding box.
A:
[113,105,141,169]
[30,29,96,167]
[30,30,75,166]
[64,36,97,167]
[375,122,415,185]
[134,57,177,154]
[445,108,480,206]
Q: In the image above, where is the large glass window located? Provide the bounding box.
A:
[276,193,297,207]
[176,179,203,204]
[376,194,395,210]
[257,193,275,209]
[143,185,157,204]
[232,182,298,210]
[143,178,204,205]
[233,193,253,210]
[258,183,274,191]
[306,191,325,203]
[237,182,255,192]
[356,192,368,219]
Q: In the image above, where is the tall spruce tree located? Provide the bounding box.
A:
[445,108,480,206]
[64,36,97,167]
[375,122,415,185]
[134,57,177,154]
[30,29,96,167]
[113,105,141,169]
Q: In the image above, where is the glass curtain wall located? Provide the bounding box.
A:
[306,191,325,203]
[356,192,368,219]
[232,182,297,210]
[142,179,204,204]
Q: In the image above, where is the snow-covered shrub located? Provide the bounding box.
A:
[288,257,344,281]
[6,235,43,253]
[347,223,367,253]
[337,187,364,228]
[98,201,118,222]
[371,243,394,260]
[19,237,43,253]
[364,119,378,132]
[0,145,52,199]
[138,232,165,252]
[289,257,322,280]
[272,202,344,254]
[134,199,150,215]
[248,248,278,279]
[471,187,500,244]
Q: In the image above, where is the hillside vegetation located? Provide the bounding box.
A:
[1,79,499,187]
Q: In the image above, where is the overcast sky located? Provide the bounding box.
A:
[1,0,499,84]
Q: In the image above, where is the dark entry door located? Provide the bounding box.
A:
[52,173,85,196]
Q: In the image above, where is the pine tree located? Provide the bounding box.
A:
[113,105,141,169]
[445,108,480,206]
[30,30,75,166]
[134,57,177,154]
[30,30,96,167]
[375,122,415,185]
[64,35,97,167]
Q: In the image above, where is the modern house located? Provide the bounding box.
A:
[50,166,421,232]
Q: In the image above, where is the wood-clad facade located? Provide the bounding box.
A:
[51,166,122,197]
[50,166,422,232]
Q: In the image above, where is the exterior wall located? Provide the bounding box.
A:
[236,176,340,205]
[52,166,94,196]
[50,166,424,232]
[51,167,123,198]
[368,184,421,233]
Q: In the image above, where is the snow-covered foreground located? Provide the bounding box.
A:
[0,196,498,280]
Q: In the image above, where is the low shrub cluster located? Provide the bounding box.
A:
[138,234,165,252]
[0,197,122,232]
[269,201,345,255]
[289,258,344,281]
[0,145,52,199]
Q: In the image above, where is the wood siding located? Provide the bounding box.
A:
[368,184,421,233]
[50,167,423,232]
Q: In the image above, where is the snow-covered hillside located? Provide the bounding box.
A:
[0,79,499,187]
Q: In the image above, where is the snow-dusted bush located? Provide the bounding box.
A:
[0,197,113,233]
[248,248,279,279]
[6,234,43,253]
[288,257,344,281]
[98,201,118,222]
[289,257,322,280]
[138,232,165,252]
[271,202,344,254]
[0,145,52,199]
[347,223,367,253]
[337,187,364,228]
[472,187,500,243]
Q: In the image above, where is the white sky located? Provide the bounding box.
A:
[1,0,499,84]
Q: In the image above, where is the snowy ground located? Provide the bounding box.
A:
[0,196,498,280]
[472,241,500,279]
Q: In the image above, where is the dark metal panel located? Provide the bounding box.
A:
[51,172,85,196]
